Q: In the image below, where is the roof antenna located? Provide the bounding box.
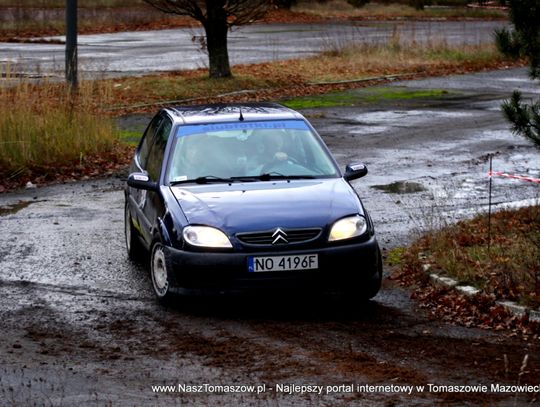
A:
[239,107,244,121]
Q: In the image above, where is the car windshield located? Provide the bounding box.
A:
[167,120,339,183]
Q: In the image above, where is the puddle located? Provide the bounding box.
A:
[353,110,473,124]
[0,200,36,216]
[349,125,389,135]
[347,110,475,135]
[371,181,426,194]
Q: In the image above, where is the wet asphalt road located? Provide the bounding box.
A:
[1,67,539,406]
[0,20,506,77]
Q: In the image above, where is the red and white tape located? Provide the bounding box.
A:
[488,171,540,184]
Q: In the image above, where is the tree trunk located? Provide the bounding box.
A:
[204,2,231,78]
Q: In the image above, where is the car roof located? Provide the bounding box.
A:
[164,103,304,125]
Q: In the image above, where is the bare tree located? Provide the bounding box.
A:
[143,0,272,78]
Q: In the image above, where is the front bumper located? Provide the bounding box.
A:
[166,236,380,295]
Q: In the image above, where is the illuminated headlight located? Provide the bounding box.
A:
[183,226,232,248]
[328,215,367,242]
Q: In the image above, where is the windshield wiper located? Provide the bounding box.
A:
[170,175,236,185]
[259,173,316,181]
[170,174,316,186]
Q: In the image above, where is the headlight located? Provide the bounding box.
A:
[328,215,367,242]
[183,226,232,248]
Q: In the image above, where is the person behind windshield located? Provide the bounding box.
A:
[247,129,289,173]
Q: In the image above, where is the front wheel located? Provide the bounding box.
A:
[150,243,175,303]
[342,247,383,303]
[362,247,383,300]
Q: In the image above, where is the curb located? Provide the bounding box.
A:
[429,272,540,323]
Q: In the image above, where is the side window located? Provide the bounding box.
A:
[138,114,164,168]
[146,118,173,182]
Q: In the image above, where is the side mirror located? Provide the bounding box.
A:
[127,172,158,191]
[344,163,368,181]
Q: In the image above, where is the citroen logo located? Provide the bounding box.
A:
[271,228,288,245]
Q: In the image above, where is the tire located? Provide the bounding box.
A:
[124,202,144,261]
[362,247,383,300]
[342,247,383,303]
[150,242,176,303]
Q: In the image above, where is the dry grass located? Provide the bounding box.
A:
[0,1,191,40]
[0,0,142,6]
[0,1,507,41]
[293,0,507,20]
[107,72,287,110]
[104,39,508,112]
[0,37,517,186]
[400,205,540,307]
[0,77,121,178]
[285,39,503,82]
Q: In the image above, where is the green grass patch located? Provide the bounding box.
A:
[423,46,498,63]
[359,87,449,103]
[118,130,142,147]
[386,247,407,267]
[282,92,359,109]
[282,87,449,109]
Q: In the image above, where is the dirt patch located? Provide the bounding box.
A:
[0,199,36,216]
[2,285,538,405]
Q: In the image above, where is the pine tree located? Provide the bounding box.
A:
[495,0,540,148]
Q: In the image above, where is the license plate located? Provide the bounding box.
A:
[248,254,318,273]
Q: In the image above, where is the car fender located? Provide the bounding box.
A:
[154,217,172,247]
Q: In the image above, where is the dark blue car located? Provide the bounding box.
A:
[125,103,382,302]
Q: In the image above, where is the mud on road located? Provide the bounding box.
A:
[1,68,539,406]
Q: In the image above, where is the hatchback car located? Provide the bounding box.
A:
[124,103,382,302]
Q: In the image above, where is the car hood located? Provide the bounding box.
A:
[170,178,363,233]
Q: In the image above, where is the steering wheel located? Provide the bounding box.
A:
[259,154,303,175]
[260,159,282,175]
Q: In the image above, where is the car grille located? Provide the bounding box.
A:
[236,228,322,246]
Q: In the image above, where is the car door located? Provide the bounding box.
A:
[127,113,164,242]
[138,116,173,245]
[127,113,173,245]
